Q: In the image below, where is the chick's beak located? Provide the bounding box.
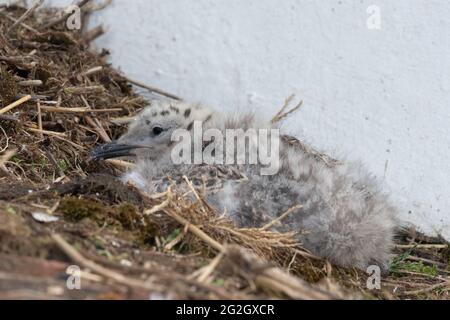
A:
[90,141,147,161]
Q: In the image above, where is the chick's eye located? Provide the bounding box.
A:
[152,126,164,136]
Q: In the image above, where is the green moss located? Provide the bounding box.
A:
[40,157,49,167]
[0,67,18,107]
[6,206,16,215]
[11,156,21,164]
[391,258,438,277]
[389,250,412,275]
[58,159,69,173]
[35,67,52,84]
[115,203,140,230]
[58,198,162,246]
[137,221,160,245]
[402,262,438,277]
[212,278,225,287]
[165,228,181,243]
[58,197,105,222]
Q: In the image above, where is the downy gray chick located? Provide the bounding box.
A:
[91,100,398,271]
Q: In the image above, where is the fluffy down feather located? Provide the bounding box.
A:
[102,100,398,270]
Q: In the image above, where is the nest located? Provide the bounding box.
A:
[0,1,449,300]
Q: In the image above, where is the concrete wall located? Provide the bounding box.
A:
[45,0,450,239]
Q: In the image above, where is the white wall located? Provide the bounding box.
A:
[46,0,450,240]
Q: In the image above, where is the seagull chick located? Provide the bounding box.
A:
[91,100,397,271]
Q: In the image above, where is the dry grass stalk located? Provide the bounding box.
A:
[27,128,67,137]
[193,252,224,283]
[85,115,111,143]
[404,282,449,295]
[109,116,135,125]
[0,125,10,153]
[40,106,123,113]
[223,246,341,300]
[0,10,40,34]
[261,204,303,231]
[42,0,92,29]
[271,94,303,124]
[7,0,43,35]
[126,76,182,101]
[105,159,135,170]
[0,148,16,175]
[395,244,448,250]
[18,79,42,87]
[36,101,43,138]
[51,234,164,291]
[0,95,31,115]
[82,25,106,44]
[143,187,225,251]
[65,85,106,95]
[136,185,344,299]
[80,66,103,77]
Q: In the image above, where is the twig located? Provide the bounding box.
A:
[141,187,224,252]
[0,55,35,65]
[85,116,111,143]
[18,80,43,87]
[404,282,449,295]
[294,249,322,261]
[37,101,43,138]
[0,149,16,175]
[144,197,172,216]
[84,0,112,12]
[164,224,188,252]
[27,128,67,137]
[0,115,19,122]
[125,77,182,101]
[406,255,448,269]
[167,208,224,252]
[257,274,330,300]
[0,95,31,115]
[80,66,103,77]
[286,252,298,273]
[395,244,448,250]
[82,25,105,44]
[64,85,105,95]
[80,95,111,143]
[109,116,135,125]
[52,135,85,151]
[105,159,135,170]
[182,175,212,214]
[7,0,43,35]
[224,246,339,300]
[16,93,49,101]
[0,125,10,153]
[42,0,91,29]
[45,150,65,178]
[260,204,303,231]
[0,10,40,34]
[40,106,122,113]
[393,269,445,280]
[271,95,303,124]
[51,234,164,291]
[273,94,295,120]
[195,252,224,283]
